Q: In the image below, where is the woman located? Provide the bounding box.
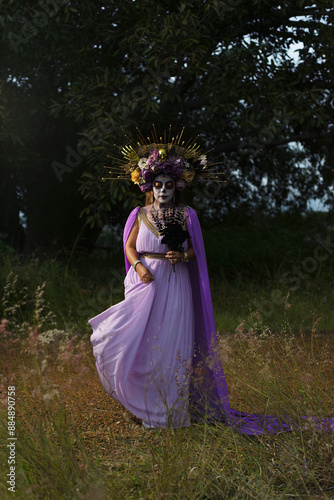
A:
[89,131,334,434]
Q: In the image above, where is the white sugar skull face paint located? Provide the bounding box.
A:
[153,174,175,205]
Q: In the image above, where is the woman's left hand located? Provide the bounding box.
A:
[165,251,183,264]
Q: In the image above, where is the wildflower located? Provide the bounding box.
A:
[42,386,59,404]
[235,320,246,339]
[25,327,42,356]
[284,292,291,309]
[38,328,69,355]
[0,318,9,335]
[2,272,29,334]
[41,359,48,373]
[311,317,321,335]
[217,337,232,365]
[1,318,19,354]
[33,282,57,331]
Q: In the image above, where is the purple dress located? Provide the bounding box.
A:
[90,205,334,434]
[89,206,194,428]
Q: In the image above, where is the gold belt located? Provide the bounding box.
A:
[139,252,168,260]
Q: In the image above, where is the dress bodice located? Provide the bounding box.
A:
[135,205,189,254]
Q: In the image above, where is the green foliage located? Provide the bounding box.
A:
[0,254,83,333]
[1,1,334,252]
[1,271,58,335]
[1,212,334,335]
[204,211,334,281]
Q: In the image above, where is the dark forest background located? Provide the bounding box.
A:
[2,4,334,497]
[0,0,333,257]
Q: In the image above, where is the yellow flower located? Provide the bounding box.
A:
[181,170,195,182]
[131,168,141,184]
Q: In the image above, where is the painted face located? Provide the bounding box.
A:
[153,174,175,204]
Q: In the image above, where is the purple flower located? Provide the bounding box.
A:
[163,158,175,169]
[169,164,183,180]
[139,181,153,192]
[141,169,155,181]
[137,151,188,186]
[150,149,159,160]
[161,163,172,173]
[170,155,185,167]
[148,154,163,171]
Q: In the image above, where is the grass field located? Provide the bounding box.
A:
[1,320,333,499]
[1,212,334,498]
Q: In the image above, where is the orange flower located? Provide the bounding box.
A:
[131,168,141,184]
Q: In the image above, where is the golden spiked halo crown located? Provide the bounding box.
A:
[103,125,225,193]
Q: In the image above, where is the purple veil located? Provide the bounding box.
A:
[123,206,334,435]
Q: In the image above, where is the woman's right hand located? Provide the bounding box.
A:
[136,264,155,283]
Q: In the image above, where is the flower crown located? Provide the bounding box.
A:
[103,126,223,192]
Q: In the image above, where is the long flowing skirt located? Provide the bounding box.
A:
[89,222,194,428]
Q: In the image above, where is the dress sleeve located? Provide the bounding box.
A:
[123,206,141,273]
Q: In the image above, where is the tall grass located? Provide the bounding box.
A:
[0,356,106,499]
[211,279,334,333]
[1,314,333,499]
[204,211,334,333]
[1,212,334,334]
[0,212,333,498]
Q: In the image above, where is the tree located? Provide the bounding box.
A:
[0,0,101,254]
[1,0,333,254]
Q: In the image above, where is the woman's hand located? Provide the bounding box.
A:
[165,251,183,264]
[136,263,155,283]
